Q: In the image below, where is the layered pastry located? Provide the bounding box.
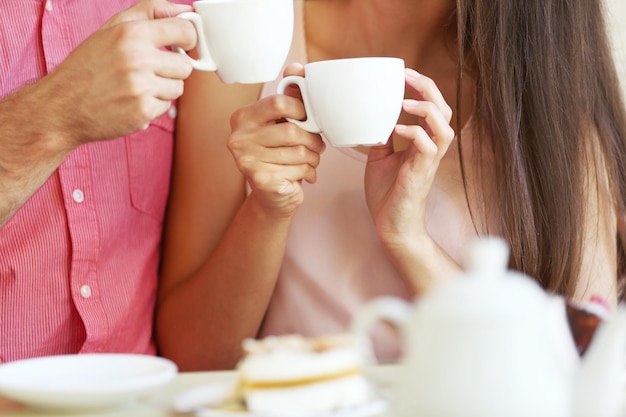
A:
[234,334,374,416]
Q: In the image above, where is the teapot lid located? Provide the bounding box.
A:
[418,237,552,321]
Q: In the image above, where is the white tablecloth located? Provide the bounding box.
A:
[0,365,400,417]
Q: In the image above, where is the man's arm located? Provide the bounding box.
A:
[0,0,196,227]
[0,81,76,226]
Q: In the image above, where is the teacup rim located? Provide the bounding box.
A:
[193,0,289,3]
[304,56,405,68]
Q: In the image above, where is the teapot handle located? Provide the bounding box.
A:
[350,296,412,365]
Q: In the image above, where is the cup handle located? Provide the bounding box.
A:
[276,76,322,133]
[350,296,412,365]
[175,12,217,72]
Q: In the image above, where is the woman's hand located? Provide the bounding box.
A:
[227,64,326,218]
[365,68,455,253]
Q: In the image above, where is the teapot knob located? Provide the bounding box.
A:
[464,237,510,275]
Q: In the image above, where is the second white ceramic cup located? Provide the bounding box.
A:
[176,0,294,84]
[276,57,406,147]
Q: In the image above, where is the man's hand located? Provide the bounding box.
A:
[0,0,198,226]
[43,0,197,148]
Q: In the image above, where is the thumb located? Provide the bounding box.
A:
[104,0,192,26]
[149,0,194,19]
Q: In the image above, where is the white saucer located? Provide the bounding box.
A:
[0,353,177,411]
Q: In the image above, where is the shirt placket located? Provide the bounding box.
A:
[42,0,110,352]
[41,0,69,72]
[58,148,109,352]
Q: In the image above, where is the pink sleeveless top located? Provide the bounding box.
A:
[257,1,478,361]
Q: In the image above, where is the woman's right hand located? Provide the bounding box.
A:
[227,67,326,218]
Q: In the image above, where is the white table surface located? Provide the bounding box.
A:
[0,365,400,417]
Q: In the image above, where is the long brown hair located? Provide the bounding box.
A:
[455,0,626,296]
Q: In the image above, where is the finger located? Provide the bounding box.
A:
[102,4,141,27]
[153,49,193,80]
[257,142,322,169]
[148,17,197,51]
[149,0,194,19]
[279,164,318,185]
[232,125,323,168]
[402,100,455,149]
[246,162,318,190]
[271,122,325,154]
[231,95,307,130]
[366,136,394,163]
[132,97,174,129]
[283,62,305,77]
[282,84,304,101]
[404,68,453,123]
[104,0,192,27]
[395,124,438,162]
[126,0,194,21]
[230,122,325,159]
[279,63,306,100]
[152,77,185,101]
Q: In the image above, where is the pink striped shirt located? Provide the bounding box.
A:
[0,0,190,363]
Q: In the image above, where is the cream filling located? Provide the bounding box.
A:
[239,368,362,389]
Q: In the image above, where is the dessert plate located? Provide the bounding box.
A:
[0,353,177,411]
[174,382,389,417]
[195,400,389,417]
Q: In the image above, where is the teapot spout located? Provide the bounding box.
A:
[573,306,626,417]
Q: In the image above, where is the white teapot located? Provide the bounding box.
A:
[352,237,626,417]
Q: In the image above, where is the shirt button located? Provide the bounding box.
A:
[45,0,53,11]
[167,105,177,119]
[72,189,84,203]
[80,284,92,299]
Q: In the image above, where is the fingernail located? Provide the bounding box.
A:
[405,68,422,79]
[402,99,418,108]
[395,124,408,134]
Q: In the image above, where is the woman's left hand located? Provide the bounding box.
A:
[365,68,455,253]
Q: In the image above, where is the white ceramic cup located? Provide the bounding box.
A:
[176,0,294,84]
[276,57,406,147]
